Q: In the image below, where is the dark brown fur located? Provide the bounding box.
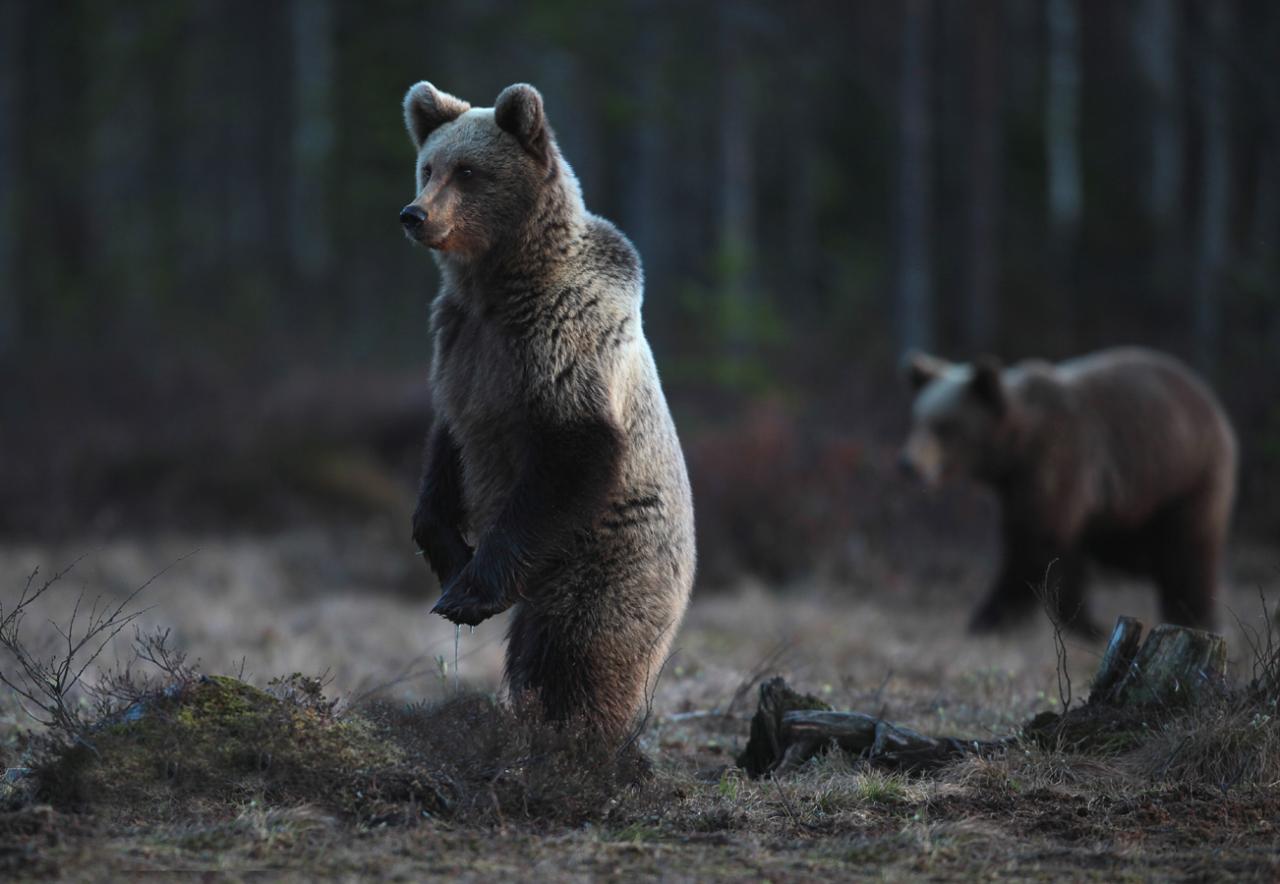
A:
[902,347,1237,635]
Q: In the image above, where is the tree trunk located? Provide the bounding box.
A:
[717,0,756,353]
[894,0,934,354]
[1044,0,1082,347]
[86,5,157,334]
[785,52,820,326]
[965,0,1003,353]
[1133,0,1184,280]
[290,0,335,288]
[623,1,668,315]
[0,0,21,357]
[1193,0,1231,378]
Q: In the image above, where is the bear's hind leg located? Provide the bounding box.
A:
[1151,498,1225,630]
[504,603,650,740]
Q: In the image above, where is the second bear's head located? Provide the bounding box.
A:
[898,351,1010,487]
[399,82,581,260]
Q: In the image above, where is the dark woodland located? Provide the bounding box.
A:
[2,1,1280,879]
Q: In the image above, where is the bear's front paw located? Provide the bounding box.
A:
[431,563,515,627]
[412,513,473,586]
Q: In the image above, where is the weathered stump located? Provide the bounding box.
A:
[1088,615,1144,702]
[1103,623,1227,706]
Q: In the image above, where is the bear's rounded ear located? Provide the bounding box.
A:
[971,356,1006,414]
[404,82,470,151]
[495,83,550,164]
[903,350,949,392]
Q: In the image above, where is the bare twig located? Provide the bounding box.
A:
[1033,559,1073,711]
[0,553,192,738]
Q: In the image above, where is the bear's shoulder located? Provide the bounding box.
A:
[579,215,642,291]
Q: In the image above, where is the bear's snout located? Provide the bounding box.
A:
[400,204,427,232]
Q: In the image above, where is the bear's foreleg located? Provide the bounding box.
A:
[433,416,623,627]
[971,529,1079,634]
[413,422,473,585]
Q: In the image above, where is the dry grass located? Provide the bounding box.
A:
[2,533,1280,880]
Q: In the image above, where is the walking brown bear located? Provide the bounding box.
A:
[400,81,696,739]
[899,347,1236,636]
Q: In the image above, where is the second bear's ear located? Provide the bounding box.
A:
[970,356,1006,414]
[404,82,470,151]
[495,83,550,165]
[903,351,949,392]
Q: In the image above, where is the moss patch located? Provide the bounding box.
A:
[33,676,447,825]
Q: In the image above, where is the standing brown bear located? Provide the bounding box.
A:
[900,347,1236,636]
[400,81,695,739]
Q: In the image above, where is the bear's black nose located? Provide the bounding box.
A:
[400,205,427,230]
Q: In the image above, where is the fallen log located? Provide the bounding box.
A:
[738,618,1228,778]
[736,677,1008,777]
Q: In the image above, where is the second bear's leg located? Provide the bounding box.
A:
[969,533,1068,633]
[1152,502,1224,630]
[1042,554,1100,639]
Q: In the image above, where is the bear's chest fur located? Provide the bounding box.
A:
[430,296,530,538]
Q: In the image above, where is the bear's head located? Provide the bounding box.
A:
[399,81,574,260]
[898,351,1009,486]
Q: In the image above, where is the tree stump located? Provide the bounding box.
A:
[1087,615,1144,703]
[1094,621,1227,707]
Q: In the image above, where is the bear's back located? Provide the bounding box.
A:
[1052,347,1236,519]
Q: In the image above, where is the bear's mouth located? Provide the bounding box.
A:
[404,225,453,250]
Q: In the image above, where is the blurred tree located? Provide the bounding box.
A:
[86,4,159,333]
[1044,0,1081,342]
[4,0,1280,534]
[965,0,1004,353]
[622,0,669,311]
[0,0,19,356]
[1193,0,1232,377]
[716,0,756,350]
[1132,0,1184,288]
[782,40,820,327]
[894,0,934,353]
[290,0,336,290]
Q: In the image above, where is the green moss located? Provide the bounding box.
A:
[32,676,435,824]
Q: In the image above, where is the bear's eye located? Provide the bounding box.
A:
[457,166,474,180]
[422,165,432,182]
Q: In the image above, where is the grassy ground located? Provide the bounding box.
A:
[2,531,1279,881]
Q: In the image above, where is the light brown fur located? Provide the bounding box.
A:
[403,82,695,738]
